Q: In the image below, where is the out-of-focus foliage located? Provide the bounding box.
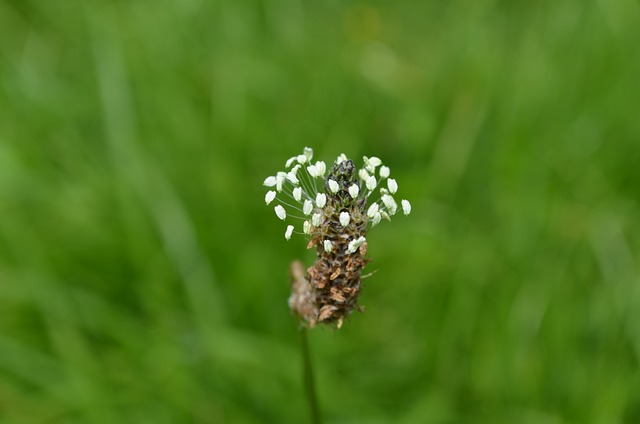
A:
[1,0,640,422]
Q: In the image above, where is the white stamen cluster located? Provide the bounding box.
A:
[347,236,367,254]
[263,148,411,242]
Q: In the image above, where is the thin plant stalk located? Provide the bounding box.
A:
[300,327,321,424]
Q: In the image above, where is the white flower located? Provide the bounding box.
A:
[339,212,350,227]
[388,178,398,194]
[276,171,287,192]
[315,161,326,177]
[367,203,379,218]
[366,175,377,191]
[303,199,313,215]
[303,220,312,234]
[285,156,297,168]
[347,236,366,254]
[402,199,411,215]
[286,171,299,185]
[275,205,286,220]
[303,147,313,162]
[312,213,322,227]
[265,149,410,242]
[363,156,382,169]
[316,193,327,208]
[293,187,302,202]
[307,165,319,178]
[369,157,382,167]
[265,190,276,205]
[285,225,294,240]
[328,179,340,193]
[348,184,359,199]
[381,194,397,215]
[372,212,382,226]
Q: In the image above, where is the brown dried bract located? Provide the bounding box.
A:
[330,267,341,280]
[288,261,318,328]
[319,305,338,321]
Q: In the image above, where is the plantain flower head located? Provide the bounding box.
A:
[263,147,411,328]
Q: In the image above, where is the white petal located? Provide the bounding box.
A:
[347,236,366,253]
[328,180,340,193]
[381,194,397,215]
[368,157,382,167]
[315,161,326,177]
[379,188,389,195]
[307,165,319,178]
[293,187,302,202]
[316,193,327,208]
[381,194,393,208]
[366,175,377,191]
[263,176,277,187]
[348,184,359,199]
[336,153,347,164]
[363,156,381,172]
[303,147,313,162]
[358,169,369,180]
[388,178,398,194]
[312,213,322,227]
[323,240,333,253]
[285,225,294,240]
[379,166,390,178]
[303,199,313,215]
[402,199,412,215]
[303,221,312,234]
[275,205,286,220]
[265,191,276,205]
[367,202,379,218]
[339,212,350,227]
[276,172,287,192]
[286,172,299,185]
[372,212,382,226]
[285,156,297,168]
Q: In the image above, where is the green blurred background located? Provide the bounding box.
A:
[2,0,640,422]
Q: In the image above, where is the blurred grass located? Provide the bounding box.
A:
[1,0,640,422]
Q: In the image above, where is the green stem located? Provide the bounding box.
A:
[300,327,321,424]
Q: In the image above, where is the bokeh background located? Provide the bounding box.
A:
[2,0,640,423]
